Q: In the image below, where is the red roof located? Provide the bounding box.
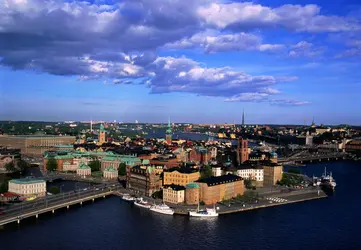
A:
[0,192,19,197]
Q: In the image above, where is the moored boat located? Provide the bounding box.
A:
[122,194,136,202]
[189,204,218,217]
[150,203,174,215]
[134,197,151,209]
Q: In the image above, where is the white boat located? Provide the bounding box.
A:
[150,203,174,215]
[134,197,151,209]
[189,204,218,217]
[122,194,136,202]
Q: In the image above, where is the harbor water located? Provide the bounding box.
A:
[1,161,361,249]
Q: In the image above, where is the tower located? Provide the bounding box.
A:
[166,118,172,144]
[242,109,245,126]
[237,137,249,165]
[98,123,106,144]
[90,119,93,133]
[311,116,315,127]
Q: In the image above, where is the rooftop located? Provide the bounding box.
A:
[198,174,243,186]
[9,178,45,184]
[163,184,186,191]
[164,167,199,174]
[185,182,200,189]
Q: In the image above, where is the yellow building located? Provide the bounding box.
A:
[163,168,200,186]
[262,161,283,186]
[163,185,185,204]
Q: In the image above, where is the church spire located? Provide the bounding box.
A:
[242,109,245,126]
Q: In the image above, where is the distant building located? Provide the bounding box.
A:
[163,167,200,186]
[0,148,20,169]
[345,137,361,156]
[262,162,283,186]
[237,138,249,164]
[166,118,172,144]
[0,135,75,157]
[126,165,162,196]
[188,146,212,164]
[163,185,185,204]
[103,166,118,179]
[76,163,91,177]
[236,163,264,182]
[185,182,200,205]
[197,174,245,205]
[8,178,46,198]
[98,124,106,145]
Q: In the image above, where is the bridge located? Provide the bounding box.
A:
[0,183,122,226]
[278,151,349,165]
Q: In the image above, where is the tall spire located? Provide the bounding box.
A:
[90,118,93,133]
[312,116,315,126]
[242,109,245,126]
[168,117,171,128]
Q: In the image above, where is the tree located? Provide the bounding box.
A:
[17,159,29,174]
[88,159,101,172]
[200,165,212,180]
[4,161,16,172]
[49,186,60,194]
[46,158,58,172]
[118,162,126,176]
[0,182,8,193]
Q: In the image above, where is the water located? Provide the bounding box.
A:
[1,161,361,249]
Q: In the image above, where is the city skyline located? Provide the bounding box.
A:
[1,0,361,125]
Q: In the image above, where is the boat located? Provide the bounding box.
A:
[150,203,174,215]
[134,197,151,209]
[122,194,136,202]
[319,167,337,193]
[189,203,218,217]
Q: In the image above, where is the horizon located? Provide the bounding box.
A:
[1,0,361,124]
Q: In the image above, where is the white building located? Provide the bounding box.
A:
[103,166,118,179]
[212,166,222,177]
[8,178,46,197]
[76,163,91,177]
[236,166,264,182]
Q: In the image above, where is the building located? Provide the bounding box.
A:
[262,162,283,186]
[345,137,361,156]
[185,182,200,205]
[163,185,185,204]
[126,165,162,196]
[103,166,118,179]
[76,163,91,177]
[98,124,106,144]
[237,138,249,164]
[166,118,172,144]
[188,146,212,164]
[163,167,200,186]
[8,178,46,197]
[0,135,76,157]
[0,147,21,169]
[211,165,222,177]
[197,174,245,205]
[236,164,264,182]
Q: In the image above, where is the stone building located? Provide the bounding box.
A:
[236,163,264,182]
[262,161,283,186]
[103,166,118,179]
[185,182,200,205]
[8,178,46,197]
[237,138,249,164]
[0,148,20,169]
[76,163,91,177]
[188,146,212,164]
[197,174,245,205]
[0,135,75,156]
[126,165,162,196]
[163,167,200,186]
[163,185,185,204]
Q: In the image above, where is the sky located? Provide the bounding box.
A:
[0,0,361,125]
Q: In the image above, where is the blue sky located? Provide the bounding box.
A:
[0,0,361,125]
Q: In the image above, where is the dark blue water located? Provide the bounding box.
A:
[1,161,361,250]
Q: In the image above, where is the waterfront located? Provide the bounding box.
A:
[0,160,360,249]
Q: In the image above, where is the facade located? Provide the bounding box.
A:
[263,162,283,186]
[188,146,212,164]
[197,174,245,205]
[236,164,264,182]
[212,165,222,177]
[237,138,249,164]
[0,135,75,156]
[76,163,91,177]
[345,138,361,156]
[185,182,200,205]
[103,166,118,179]
[8,178,46,197]
[126,165,162,196]
[163,167,200,186]
[163,185,185,204]
[0,148,21,169]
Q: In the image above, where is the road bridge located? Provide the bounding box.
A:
[0,183,122,227]
[278,152,349,165]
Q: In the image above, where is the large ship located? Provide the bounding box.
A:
[134,197,152,209]
[149,203,174,215]
[319,167,336,192]
[189,204,219,217]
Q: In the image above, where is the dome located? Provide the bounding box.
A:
[186,182,200,189]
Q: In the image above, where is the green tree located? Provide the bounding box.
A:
[4,161,16,172]
[0,182,8,193]
[88,159,101,172]
[118,162,126,176]
[200,165,212,180]
[49,186,60,194]
[17,159,29,174]
[46,158,58,172]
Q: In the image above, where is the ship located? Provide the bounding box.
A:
[149,203,174,215]
[189,204,219,217]
[134,197,152,209]
[319,167,336,193]
[121,194,136,203]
